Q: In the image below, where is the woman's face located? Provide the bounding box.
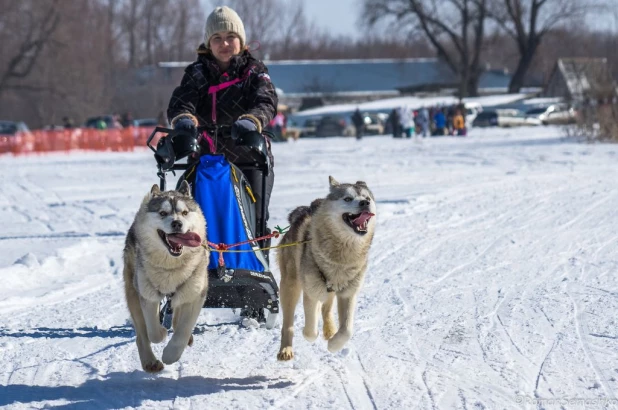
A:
[209,31,241,63]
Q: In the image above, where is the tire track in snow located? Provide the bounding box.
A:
[421,369,436,410]
[347,351,378,410]
[534,336,558,396]
[567,284,616,400]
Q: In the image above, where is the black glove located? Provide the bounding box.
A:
[154,136,175,170]
[231,118,257,140]
[174,117,197,137]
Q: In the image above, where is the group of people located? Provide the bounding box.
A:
[389,104,468,139]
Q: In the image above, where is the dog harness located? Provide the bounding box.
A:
[303,230,335,293]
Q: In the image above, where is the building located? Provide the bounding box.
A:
[158,58,513,109]
[544,58,618,102]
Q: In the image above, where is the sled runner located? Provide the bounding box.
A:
[147,125,279,329]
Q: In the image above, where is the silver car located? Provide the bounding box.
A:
[525,104,577,125]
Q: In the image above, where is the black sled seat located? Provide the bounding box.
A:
[148,127,279,329]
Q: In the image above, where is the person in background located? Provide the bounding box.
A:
[95,118,107,130]
[272,112,285,140]
[167,5,278,241]
[433,109,446,136]
[389,108,400,138]
[417,106,429,137]
[112,113,123,128]
[352,108,365,140]
[400,105,415,138]
[453,109,466,136]
[62,116,74,129]
[121,111,133,128]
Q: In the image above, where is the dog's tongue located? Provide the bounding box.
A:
[167,232,202,247]
[352,211,374,227]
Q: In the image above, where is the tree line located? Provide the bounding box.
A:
[0,0,616,128]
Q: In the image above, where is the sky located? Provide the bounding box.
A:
[1,116,618,408]
[301,0,618,37]
[303,0,361,38]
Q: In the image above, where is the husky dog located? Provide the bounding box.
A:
[123,181,208,372]
[277,176,376,360]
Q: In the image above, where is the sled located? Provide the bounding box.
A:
[147,126,279,329]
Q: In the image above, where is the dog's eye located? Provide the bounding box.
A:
[182,210,188,216]
[159,211,167,217]
[344,197,353,202]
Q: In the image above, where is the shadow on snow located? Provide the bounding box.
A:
[1,371,293,409]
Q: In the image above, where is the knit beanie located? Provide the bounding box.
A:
[204,6,246,48]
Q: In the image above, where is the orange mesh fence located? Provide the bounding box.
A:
[0,127,161,155]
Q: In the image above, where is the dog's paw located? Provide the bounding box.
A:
[162,341,185,365]
[148,325,167,344]
[327,330,351,353]
[302,327,318,342]
[323,321,337,340]
[277,347,294,361]
[187,334,194,347]
[143,359,164,373]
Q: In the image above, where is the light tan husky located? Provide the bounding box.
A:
[123,182,208,372]
[277,176,376,360]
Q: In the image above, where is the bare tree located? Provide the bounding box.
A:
[0,0,61,98]
[489,0,600,93]
[362,0,488,97]
[270,1,313,58]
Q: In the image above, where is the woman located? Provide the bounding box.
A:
[167,6,278,235]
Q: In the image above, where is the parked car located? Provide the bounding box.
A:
[472,109,532,128]
[362,113,384,135]
[0,120,35,153]
[84,115,116,129]
[464,102,483,126]
[315,114,355,138]
[0,120,31,136]
[285,116,320,139]
[133,118,158,127]
[525,104,577,125]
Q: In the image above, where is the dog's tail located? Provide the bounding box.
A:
[288,206,311,227]
[287,198,323,229]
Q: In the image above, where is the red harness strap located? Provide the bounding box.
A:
[207,230,280,268]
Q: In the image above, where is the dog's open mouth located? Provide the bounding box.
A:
[157,230,202,257]
[343,211,374,235]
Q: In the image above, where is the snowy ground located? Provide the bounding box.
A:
[1,126,618,409]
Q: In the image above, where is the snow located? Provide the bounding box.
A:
[1,126,618,409]
[292,93,530,117]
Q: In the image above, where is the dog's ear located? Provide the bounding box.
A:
[150,184,161,196]
[329,176,339,187]
[178,180,191,197]
[356,180,368,188]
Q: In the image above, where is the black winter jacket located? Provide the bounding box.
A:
[167,45,278,132]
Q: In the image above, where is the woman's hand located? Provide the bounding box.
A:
[174,117,197,137]
[231,118,257,140]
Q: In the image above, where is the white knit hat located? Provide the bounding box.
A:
[204,6,246,48]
